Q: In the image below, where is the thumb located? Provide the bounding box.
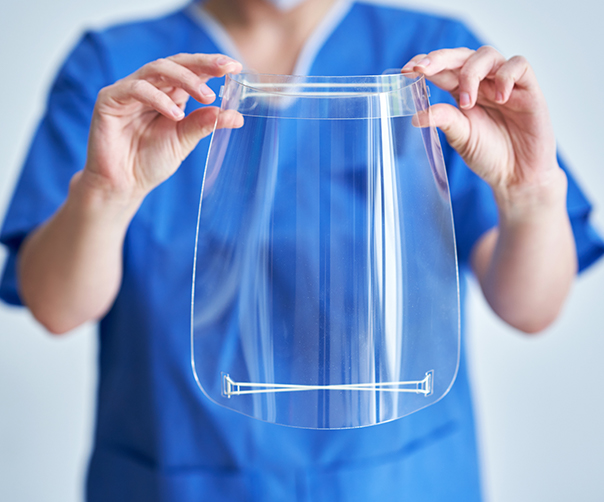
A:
[177,106,220,157]
[176,107,244,158]
[413,103,471,155]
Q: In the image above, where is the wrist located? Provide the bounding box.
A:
[67,169,144,228]
[492,166,568,227]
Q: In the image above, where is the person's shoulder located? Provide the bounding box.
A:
[351,0,466,28]
[96,6,193,49]
[350,1,482,48]
[80,4,207,78]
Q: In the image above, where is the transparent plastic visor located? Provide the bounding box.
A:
[191,72,460,429]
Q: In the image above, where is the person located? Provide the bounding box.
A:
[1,0,602,500]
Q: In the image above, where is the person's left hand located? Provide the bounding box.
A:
[402,46,562,200]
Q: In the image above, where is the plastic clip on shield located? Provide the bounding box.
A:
[191,72,460,429]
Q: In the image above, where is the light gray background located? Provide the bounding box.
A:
[0,1,602,500]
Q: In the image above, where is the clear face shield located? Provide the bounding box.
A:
[191,72,460,429]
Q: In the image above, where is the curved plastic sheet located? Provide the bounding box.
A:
[191,73,460,429]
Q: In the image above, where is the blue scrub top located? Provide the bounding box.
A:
[2,2,603,501]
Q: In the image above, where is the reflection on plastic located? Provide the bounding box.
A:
[191,73,460,429]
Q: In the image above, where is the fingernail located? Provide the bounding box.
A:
[460,92,471,108]
[496,91,504,103]
[415,58,431,68]
[200,85,215,98]
[216,57,230,66]
[171,105,185,119]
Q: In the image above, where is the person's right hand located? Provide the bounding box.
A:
[81,53,243,203]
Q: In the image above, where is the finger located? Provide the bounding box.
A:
[169,53,243,79]
[401,54,427,73]
[167,88,192,109]
[456,46,506,108]
[104,79,186,120]
[177,107,243,155]
[138,58,217,104]
[492,55,533,104]
[410,47,476,75]
[216,109,244,130]
[177,107,219,155]
[412,103,471,155]
[407,48,475,92]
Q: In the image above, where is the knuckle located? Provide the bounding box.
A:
[97,86,111,100]
[147,59,160,70]
[477,45,499,56]
[459,67,480,81]
[428,48,448,59]
[130,79,147,94]
[147,58,168,73]
[509,55,529,66]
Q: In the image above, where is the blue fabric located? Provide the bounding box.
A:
[1,2,603,501]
